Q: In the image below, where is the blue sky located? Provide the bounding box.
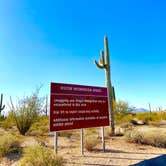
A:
[0,0,166,110]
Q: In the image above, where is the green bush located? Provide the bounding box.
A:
[85,136,98,151]
[125,129,166,148]
[0,134,20,157]
[10,90,43,135]
[19,145,63,166]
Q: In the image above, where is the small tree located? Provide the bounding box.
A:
[116,100,129,115]
[116,100,135,115]
[10,89,42,135]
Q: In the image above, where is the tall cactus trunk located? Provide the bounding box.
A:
[104,37,115,135]
[94,36,115,135]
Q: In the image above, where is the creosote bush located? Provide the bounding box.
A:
[0,134,20,157]
[19,145,63,166]
[85,136,98,151]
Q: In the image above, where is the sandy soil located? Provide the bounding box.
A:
[51,136,166,166]
[1,127,166,166]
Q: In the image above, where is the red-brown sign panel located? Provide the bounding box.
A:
[50,82,110,132]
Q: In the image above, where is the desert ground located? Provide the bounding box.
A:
[1,125,166,166]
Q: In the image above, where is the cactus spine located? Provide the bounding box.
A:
[94,36,115,135]
[0,94,5,116]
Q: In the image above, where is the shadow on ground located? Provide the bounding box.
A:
[132,155,166,166]
[93,148,163,155]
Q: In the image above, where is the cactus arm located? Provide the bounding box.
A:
[94,50,106,69]
[99,51,105,66]
[1,105,5,110]
[94,60,104,69]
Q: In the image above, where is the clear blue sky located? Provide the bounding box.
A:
[0,0,166,110]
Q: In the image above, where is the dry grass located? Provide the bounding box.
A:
[1,126,166,166]
[105,126,125,137]
[125,128,166,148]
[58,130,73,138]
[0,133,20,157]
[27,116,49,136]
[19,145,63,166]
[115,111,166,126]
[0,112,15,130]
[85,135,99,151]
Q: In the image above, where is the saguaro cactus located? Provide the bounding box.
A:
[0,93,5,116]
[94,36,115,135]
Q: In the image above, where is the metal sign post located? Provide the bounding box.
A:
[80,128,84,156]
[54,132,58,154]
[101,126,105,152]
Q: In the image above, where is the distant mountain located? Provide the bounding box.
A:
[133,108,150,113]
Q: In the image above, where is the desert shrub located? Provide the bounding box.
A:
[58,130,73,138]
[84,128,98,138]
[0,115,5,121]
[0,134,20,157]
[149,121,161,127]
[116,111,166,126]
[135,112,160,124]
[115,113,134,125]
[105,127,113,138]
[105,127,124,137]
[0,112,15,129]
[120,122,133,129]
[85,128,97,135]
[85,135,98,151]
[10,90,43,135]
[27,116,48,136]
[125,129,144,144]
[160,111,166,120]
[125,129,166,148]
[115,127,124,136]
[19,145,63,166]
[134,112,166,125]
